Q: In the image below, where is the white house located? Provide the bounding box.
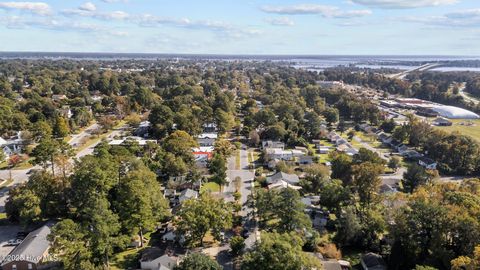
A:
[197,133,218,147]
[265,148,293,161]
[418,157,437,170]
[262,140,285,149]
[140,248,179,270]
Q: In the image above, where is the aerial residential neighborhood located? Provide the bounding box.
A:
[0,1,480,270]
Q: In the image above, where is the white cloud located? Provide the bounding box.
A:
[0,2,51,15]
[260,4,371,18]
[403,9,480,27]
[349,0,458,9]
[79,2,96,12]
[62,8,130,20]
[265,17,295,26]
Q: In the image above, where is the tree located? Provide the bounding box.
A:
[48,219,94,270]
[174,253,222,270]
[5,186,41,226]
[301,164,330,193]
[253,188,311,232]
[209,153,228,187]
[353,148,386,167]
[53,116,70,138]
[242,232,322,270]
[388,156,401,172]
[330,152,353,183]
[114,161,170,247]
[163,130,198,162]
[230,236,246,257]
[350,162,383,208]
[249,130,260,146]
[402,164,432,193]
[176,194,233,247]
[214,139,235,158]
[30,137,60,175]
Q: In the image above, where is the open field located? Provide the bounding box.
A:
[432,119,480,142]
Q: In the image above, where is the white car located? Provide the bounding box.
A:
[6,239,22,246]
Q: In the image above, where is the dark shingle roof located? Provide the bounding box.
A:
[1,224,53,265]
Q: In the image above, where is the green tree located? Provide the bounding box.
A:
[176,194,233,247]
[30,137,60,174]
[114,161,170,247]
[5,186,41,226]
[242,232,322,270]
[402,164,432,193]
[53,116,70,138]
[48,219,94,270]
[351,162,383,208]
[388,156,401,172]
[209,153,227,187]
[230,236,246,257]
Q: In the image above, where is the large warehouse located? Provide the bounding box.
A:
[430,106,480,119]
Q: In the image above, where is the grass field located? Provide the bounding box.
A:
[432,119,480,142]
[201,182,221,193]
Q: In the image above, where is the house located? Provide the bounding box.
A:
[402,150,422,159]
[161,230,185,244]
[379,183,396,194]
[317,145,331,154]
[135,121,152,137]
[140,248,180,270]
[203,123,218,133]
[262,140,285,149]
[192,146,214,167]
[432,117,453,126]
[264,148,293,161]
[179,189,198,203]
[301,196,320,208]
[268,158,280,169]
[52,94,67,101]
[197,133,218,147]
[268,180,302,190]
[418,157,437,170]
[360,253,387,270]
[108,136,157,147]
[58,106,73,119]
[378,133,392,145]
[298,155,314,165]
[266,171,300,186]
[1,223,57,270]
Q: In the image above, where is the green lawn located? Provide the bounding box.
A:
[111,247,143,270]
[235,150,241,170]
[201,182,221,193]
[432,119,480,142]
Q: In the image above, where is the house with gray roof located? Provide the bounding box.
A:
[179,189,198,203]
[1,223,57,270]
[266,171,300,186]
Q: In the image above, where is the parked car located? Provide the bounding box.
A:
[241,229,250,239]
[6,239,22,246]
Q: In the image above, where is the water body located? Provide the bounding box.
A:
[1,52,480,72]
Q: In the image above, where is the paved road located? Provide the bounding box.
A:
[458,84,480,105]
[0,124,127,212]
[225,146,258,249]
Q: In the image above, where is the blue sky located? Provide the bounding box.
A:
[0,0,479,55]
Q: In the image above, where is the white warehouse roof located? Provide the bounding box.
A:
[431,106,480,119]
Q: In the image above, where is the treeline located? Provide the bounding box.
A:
[392,117,480,175]
[6,141,170,269]
[323,68,480,113]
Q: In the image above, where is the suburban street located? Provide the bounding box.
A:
[225,145,257,249]
[0,123,128,212]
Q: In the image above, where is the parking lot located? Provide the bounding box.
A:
[0,225,22,260]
